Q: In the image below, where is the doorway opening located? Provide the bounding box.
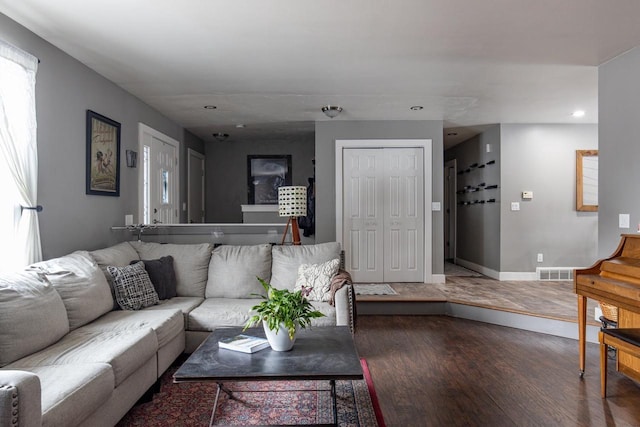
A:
[138,123,180,225]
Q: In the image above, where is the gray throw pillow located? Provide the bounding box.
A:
[107,262,159,310]
[130,256,177,300]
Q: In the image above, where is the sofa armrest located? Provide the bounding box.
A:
[0,370,41,427]
[333,284,355,333]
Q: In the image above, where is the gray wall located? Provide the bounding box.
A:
[500,124,598,271]
[445,125,501,271]
[315,120,444,275]
[598,46,640,258]
[1,13,205,259]
[205,136,315,223]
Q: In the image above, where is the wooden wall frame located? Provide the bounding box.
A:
[576,149,598,212]
[86,110,121,196]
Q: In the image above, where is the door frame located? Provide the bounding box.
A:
[138,123,180,224]
[335,139,432,283]
[444,158,457,262]
[187,148,205,223]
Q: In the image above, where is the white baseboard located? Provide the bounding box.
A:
[430,273,446,284]
[455,258,537,281]
[455,259,500,279]
[499,271,538,281]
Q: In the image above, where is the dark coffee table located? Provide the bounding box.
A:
[173,326,363,426]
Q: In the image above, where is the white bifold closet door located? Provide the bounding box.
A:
[343,148,424,283]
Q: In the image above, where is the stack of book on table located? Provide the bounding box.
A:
[218,334,270,353]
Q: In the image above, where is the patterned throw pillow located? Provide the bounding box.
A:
[293,258,340,302]
[107,262,159,310]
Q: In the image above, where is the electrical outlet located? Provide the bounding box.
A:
[537,253,543,263]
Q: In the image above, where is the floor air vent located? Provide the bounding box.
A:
[536,267,574,281]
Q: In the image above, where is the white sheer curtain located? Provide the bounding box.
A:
[0,40,41,270]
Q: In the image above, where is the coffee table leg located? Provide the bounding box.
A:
[330,379,337,426]
[210,382,234,427]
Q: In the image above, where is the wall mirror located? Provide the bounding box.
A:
[576,149,598,212]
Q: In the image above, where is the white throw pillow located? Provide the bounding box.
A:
[271,242,341,291]
[107,262,159,310]
[293,258,340,302]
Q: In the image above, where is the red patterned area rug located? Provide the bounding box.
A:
[118,359,385,426]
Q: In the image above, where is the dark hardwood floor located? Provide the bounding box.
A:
[355,316,640,427]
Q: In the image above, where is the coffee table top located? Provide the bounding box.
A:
[174,326,363,383]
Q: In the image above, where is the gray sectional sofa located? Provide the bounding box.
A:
[0,241,353,427]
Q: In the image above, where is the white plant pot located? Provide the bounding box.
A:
[263,320,296,352]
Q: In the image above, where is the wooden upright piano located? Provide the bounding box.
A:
[574,234,640,380]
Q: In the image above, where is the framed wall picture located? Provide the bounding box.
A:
[247,155,292,204]
[86,110,121,196]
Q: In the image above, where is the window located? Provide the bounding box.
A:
[0,40,41,271]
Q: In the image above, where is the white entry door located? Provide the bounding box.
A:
[139,124,180,225]
[187,149,205,223]
[343,148,424,282]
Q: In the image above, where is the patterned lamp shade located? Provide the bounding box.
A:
[278,186,307,217]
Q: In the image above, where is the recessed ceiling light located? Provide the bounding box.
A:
[410,106,424,111]
[204,105,217,109]
[572,110,585,118]
[235,124,246,128]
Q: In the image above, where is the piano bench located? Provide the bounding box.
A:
[599,328,640,398]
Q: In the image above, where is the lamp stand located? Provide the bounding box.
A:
[281,216,302,245]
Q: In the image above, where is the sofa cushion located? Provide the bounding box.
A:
[206,244,272,299]
[7,328,157,387]
[24,363,114,427]
[130,256,177,300]
[90,242,139,267]
[30,251,114,330]
[143,297,204,330]
[188,298,257,331]
[81,309,183,348]
[0,271,69,367]
[90,242,140,310]
[130,242,212,298]
[107,262,160,310]
[293,258,340,302]
[306,301,337,327]
[270,242,341,291]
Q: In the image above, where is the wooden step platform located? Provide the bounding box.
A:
[354,276,601,342]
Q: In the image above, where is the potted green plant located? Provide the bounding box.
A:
[244,277,325,351]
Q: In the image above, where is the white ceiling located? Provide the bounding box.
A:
[2,0,640,148]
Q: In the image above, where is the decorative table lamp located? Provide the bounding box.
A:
[278,186,307,245]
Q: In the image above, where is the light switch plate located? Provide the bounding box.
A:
[620,214,630,229]
[511,202,520,211]
[431,202,441,211]
[522,191,533,200]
